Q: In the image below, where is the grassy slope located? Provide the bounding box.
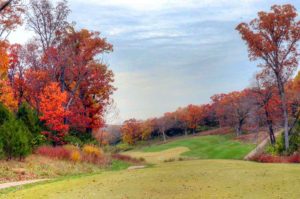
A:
[141,135,255,159]
[3,160,300,199]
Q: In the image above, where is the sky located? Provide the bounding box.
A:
[9,0,300,124]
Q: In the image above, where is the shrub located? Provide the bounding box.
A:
[0,119,32,160]
[70,150,81,162]
[0,140,3,159]
[17,103,46,148]
[111,154,144,164]
[114,143,134,153]
[265,133,286,155]
[64,135,83,147]
[31,134,47,148]
[288,126,300,154]
[251,153,300,163]
[63,144,79,152]
[36,146,70,160]
[69,129,97,145]
[0,103,11,126]
[251,154,283,163]
[164,158,176,163]
[16,103,41,136]
[288,153,300,163]
[82,145,103,157]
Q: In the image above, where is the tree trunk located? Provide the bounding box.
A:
[265,109,276,145]
[236,120,243,136]
[162,130,166,143]
[277,80,289,150]
[184,128,188,137]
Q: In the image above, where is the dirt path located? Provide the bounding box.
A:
[0,179,49,190]
[244,131,281,160]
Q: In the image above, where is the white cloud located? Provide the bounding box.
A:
[74,0,260,11]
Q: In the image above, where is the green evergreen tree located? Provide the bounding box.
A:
[0,119,32,160]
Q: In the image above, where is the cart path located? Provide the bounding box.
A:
[0,179,49,190]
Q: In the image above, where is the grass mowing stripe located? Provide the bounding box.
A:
[141,135,255,159]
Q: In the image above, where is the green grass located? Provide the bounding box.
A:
[3,160,300,199]
[109,160,131,171]
[141,135,255,159]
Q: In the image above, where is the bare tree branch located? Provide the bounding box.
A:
[0,0,12,13]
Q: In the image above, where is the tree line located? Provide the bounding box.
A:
[0,0,114,158]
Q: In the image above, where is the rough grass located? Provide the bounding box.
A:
[0,155,130,184]
[3,160,300,199]
[124,135,255,163]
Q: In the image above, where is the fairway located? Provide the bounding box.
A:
[124,135,255,163]
[2,160,300,199]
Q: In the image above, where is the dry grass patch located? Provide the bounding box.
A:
[0,155,106,184]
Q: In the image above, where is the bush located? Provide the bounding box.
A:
[0,140,3,159]
[17,103,46,148]
[0,103,11,126]
[70,150,81,162]
[81,145,108,165]
[16,103,41,135]
[114,143,134,153]
[69,129,97,145]
[36,146,70,160]
[82,145,103,157]
[265,133,285,155]
[36,144,111,166]
[0,119,32,160]
[111,154,144,164]
[251,154,283,163]
[64,135,83,147]
[31,134,47,148]
[288,128,300,154]
[250,153,300,163]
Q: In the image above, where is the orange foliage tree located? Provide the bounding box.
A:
[251,74,281,144]
[121,119,142,145]
[212,90,254,136]
[236,4,300,150]
[39,82,69,145]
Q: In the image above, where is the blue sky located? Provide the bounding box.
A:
[9,0,300,123]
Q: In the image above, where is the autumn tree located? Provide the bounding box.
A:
[186,104,205,134]
[251,74,281,144]
[0,0,23,39]
[236,4,300,150]
[286,73,300,133]
[176,107,189,136]
[26,0,70,52]
[39,82,69,145]
[93,129,110,146]
[20,0,115,135]
[121,119,142,145]
[212,90,254,136]
[0,80,17,111]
